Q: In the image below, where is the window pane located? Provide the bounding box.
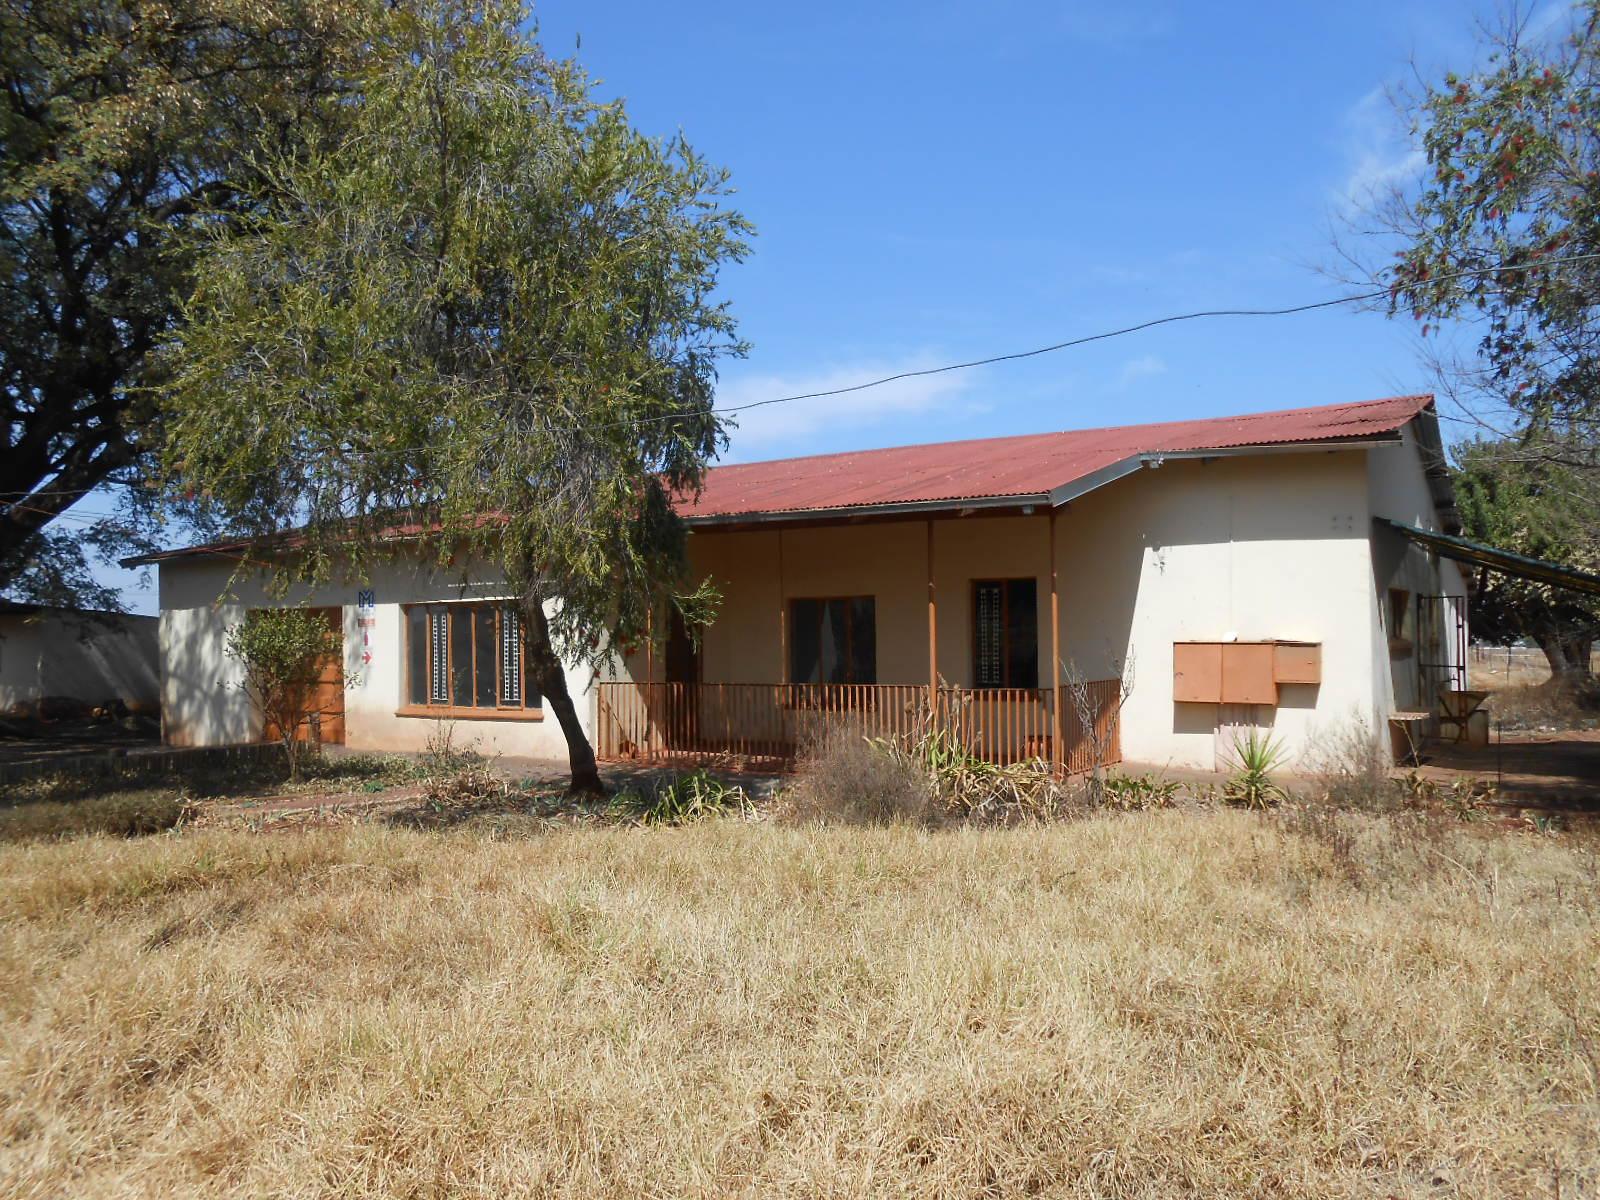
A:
[974,582,1003,687]
[474,608,496,707]
[429,610,449,702]
[849,597,876,684]
[500,607,523,704]
[821,599,848,683]
[789,599,821,684]
[408,607,427,705]
[1006,580,1038,689]
[450,608,473,706]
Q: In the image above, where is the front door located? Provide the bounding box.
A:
[663,608,699,748]
[261,607,346,746]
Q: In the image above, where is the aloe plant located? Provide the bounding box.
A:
[1223,730,1291,810]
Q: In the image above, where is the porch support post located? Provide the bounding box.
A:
[644,599,655,759]
[1049,507,1062,773]
[777,528,787,684]
[926,519,938,711]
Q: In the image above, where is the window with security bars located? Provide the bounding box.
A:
[972,579,1038,689]
[406,604,540,711]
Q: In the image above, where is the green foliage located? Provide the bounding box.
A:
[160,0,750,791]
[224,607,341,780]
[1453,437,1600,679]
[1381,6,1600,438]
[1223,730,1291,810]
[1100,772,1182,811]
[611,769,752,825]
[0,0,363,605]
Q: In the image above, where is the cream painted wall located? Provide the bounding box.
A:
[157,555,593,757]
[0,612,158,710]
[1058,451,1380,768]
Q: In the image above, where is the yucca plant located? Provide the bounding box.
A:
[1223,730,1291,810]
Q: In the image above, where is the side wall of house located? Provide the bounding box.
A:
[157,557,595,757]
[1366,427,1470,714]
[0,613,159,710]
[1056,449,1381,768]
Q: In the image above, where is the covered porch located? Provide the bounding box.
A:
[596,509,1128,772]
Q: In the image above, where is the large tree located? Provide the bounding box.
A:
[0,0,359,606]
[1351,4,1600,448]
[1453,436,1600,688]
[160,0,750,793]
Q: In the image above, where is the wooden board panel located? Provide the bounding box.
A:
[1173,642,1222,703]
[1272,642,1321,685]
[1221,642,1277,705]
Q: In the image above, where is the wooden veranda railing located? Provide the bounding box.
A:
[594,681,1123,773]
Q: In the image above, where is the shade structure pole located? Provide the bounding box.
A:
[1049,507,1062,774]
[927,519,938,714]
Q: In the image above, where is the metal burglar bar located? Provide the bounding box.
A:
[500,606,522,704]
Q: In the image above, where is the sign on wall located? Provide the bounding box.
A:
[357,588,376,665]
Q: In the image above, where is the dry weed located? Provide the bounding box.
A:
[0,813,1596,1197]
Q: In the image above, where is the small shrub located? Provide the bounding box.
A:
[1299,718,1401,811]
[611,769,753,825]
[0,791,189,842]
[778,730,942,827]
[225,607,344,781]
[1222,730,1290,810]
[1099,772,1181,811]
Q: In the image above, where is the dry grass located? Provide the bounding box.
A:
[2,814,1598,1198]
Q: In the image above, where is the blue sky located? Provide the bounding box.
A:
[99,0,1564,611]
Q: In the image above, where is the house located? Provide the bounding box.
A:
[128,393,1472,771]
[0,602,159,716]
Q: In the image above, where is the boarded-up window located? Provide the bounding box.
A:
[407,604,541,711]
[973,579,1038,688]
[789,597,876,684]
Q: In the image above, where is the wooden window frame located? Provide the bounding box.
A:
[786,595,876,688]
[397,602,543,721]
[971,578,1039,690]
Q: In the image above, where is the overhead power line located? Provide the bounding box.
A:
[8,251,1600,504]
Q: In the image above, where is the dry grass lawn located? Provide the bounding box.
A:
[2,811,1597,1198]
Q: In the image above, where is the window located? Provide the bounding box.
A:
[405,603,540,713]
[789,597,876,684]
[1387,587,1414,658]
[973,579,1038,688]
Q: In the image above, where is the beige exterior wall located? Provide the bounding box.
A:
[157,555,593,757]
[0,612,158,710]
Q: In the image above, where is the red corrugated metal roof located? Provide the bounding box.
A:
[125,395,1434,564]
[684,394,1433,520]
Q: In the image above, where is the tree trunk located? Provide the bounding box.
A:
[1534,631,1596,692]
[523,600,604,796]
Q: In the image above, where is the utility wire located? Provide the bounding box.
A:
[8,251,1600,504]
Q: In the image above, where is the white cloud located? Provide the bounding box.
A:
[714,356,980,461]
[1117,354,1167,388]
[1335,86,1426,214]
